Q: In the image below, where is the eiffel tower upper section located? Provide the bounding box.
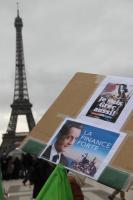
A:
[14,8,30,103]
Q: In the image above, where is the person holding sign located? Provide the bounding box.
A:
[41,122,83,166]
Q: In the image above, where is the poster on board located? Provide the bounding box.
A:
[39,117,126,180]
[78,76,133,130]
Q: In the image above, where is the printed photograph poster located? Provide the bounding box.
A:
[39,117,126,180]
[78,76,133,130]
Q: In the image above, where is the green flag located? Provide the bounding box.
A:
[36,164,73,200]
[0,168,4,200]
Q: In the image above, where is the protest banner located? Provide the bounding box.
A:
[21,72,133,190]
[40,118,126,180]
[78,76,133,130]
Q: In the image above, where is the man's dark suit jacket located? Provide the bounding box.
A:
[41,145,69,166]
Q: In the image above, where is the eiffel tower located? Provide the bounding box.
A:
[0,6,35,155]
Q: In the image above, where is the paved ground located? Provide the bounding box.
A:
[83,178,133,200]
[3,179,133,200]
[3,180,33,200]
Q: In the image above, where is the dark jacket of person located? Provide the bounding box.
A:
[29,158,55,198]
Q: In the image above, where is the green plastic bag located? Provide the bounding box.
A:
[36,164,73,200]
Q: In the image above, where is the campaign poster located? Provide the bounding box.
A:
[39,118,126,180]
[78,76,133,130]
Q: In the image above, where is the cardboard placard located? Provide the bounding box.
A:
[21,72,133,173]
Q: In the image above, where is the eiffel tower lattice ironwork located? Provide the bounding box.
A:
[0,7,35,154]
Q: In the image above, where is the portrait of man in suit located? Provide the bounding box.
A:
[41,121,83,166]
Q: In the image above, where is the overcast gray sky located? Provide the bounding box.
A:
[0,0,133,144]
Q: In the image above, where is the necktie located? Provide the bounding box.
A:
[52,154,59,162]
